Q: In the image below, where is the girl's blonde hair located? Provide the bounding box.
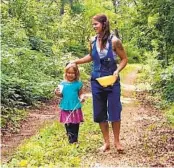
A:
[64,63,80,81]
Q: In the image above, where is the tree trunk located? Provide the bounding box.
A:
[60,0,65,16]
[69,0,73,9]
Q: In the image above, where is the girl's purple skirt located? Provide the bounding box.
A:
[60,108,84,124]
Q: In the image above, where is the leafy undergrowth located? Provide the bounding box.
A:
[1,109,28,134]
[136,91,174,126]
[2,99,101,168]
[138,122,174,167]
[134,64,174,125]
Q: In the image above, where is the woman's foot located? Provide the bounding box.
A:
[115,143,124,153]
[99,144,110,152]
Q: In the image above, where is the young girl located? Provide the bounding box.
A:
[55,63,85,144]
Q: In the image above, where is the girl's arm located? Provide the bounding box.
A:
[112,36,128,76]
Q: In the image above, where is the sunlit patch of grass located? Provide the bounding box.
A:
[2,99,101,168]
[120,63,142,83]
[147,124,157,131]
[166,104,174,126]
[120,64,142,97]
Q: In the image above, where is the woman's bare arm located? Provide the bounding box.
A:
[112,37,128,75]
[74,54,92,64]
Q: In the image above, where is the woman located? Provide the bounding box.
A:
[69,14,128,152]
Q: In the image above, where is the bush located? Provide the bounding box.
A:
[124,43,142,63]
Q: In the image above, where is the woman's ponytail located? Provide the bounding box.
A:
[102,19,110,49]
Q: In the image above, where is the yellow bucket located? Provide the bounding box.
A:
[96,75,116,87]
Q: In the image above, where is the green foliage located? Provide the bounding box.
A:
[1,48,61,129]
[160,66,174,102]
[1,107,27,132]
[1,0,173,132]
[124,43,142,63]
[1,18,29,48]
[1,0,90,129]
[144,51,174,104]
[127,0,174,106]
[71,1,85,14]
[132,0,174,65]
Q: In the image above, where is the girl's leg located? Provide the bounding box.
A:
[65,123,79,143]
[111,121,124,151]
[65,123,74,143]
[99,121,110,151]
[72,123,79,143]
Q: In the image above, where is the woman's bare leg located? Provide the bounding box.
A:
[111,121,124,151]
[99,121,110,152]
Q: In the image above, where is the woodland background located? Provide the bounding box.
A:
[1,0,174,143]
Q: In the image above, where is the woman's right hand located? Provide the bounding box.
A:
[67,55,92,66]
[66,62,76,68]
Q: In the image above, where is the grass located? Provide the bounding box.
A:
[166,104,174,126]
[119,63,142,83]
[2,99,102,168]
[119,63,142,98]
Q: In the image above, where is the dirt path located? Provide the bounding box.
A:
[1,68,173,166]
[84,67,174,167]
[1,99,59,163]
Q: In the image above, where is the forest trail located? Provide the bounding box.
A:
[84,67,174,167]
[1,99,59,162]
[1,67,174,166]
